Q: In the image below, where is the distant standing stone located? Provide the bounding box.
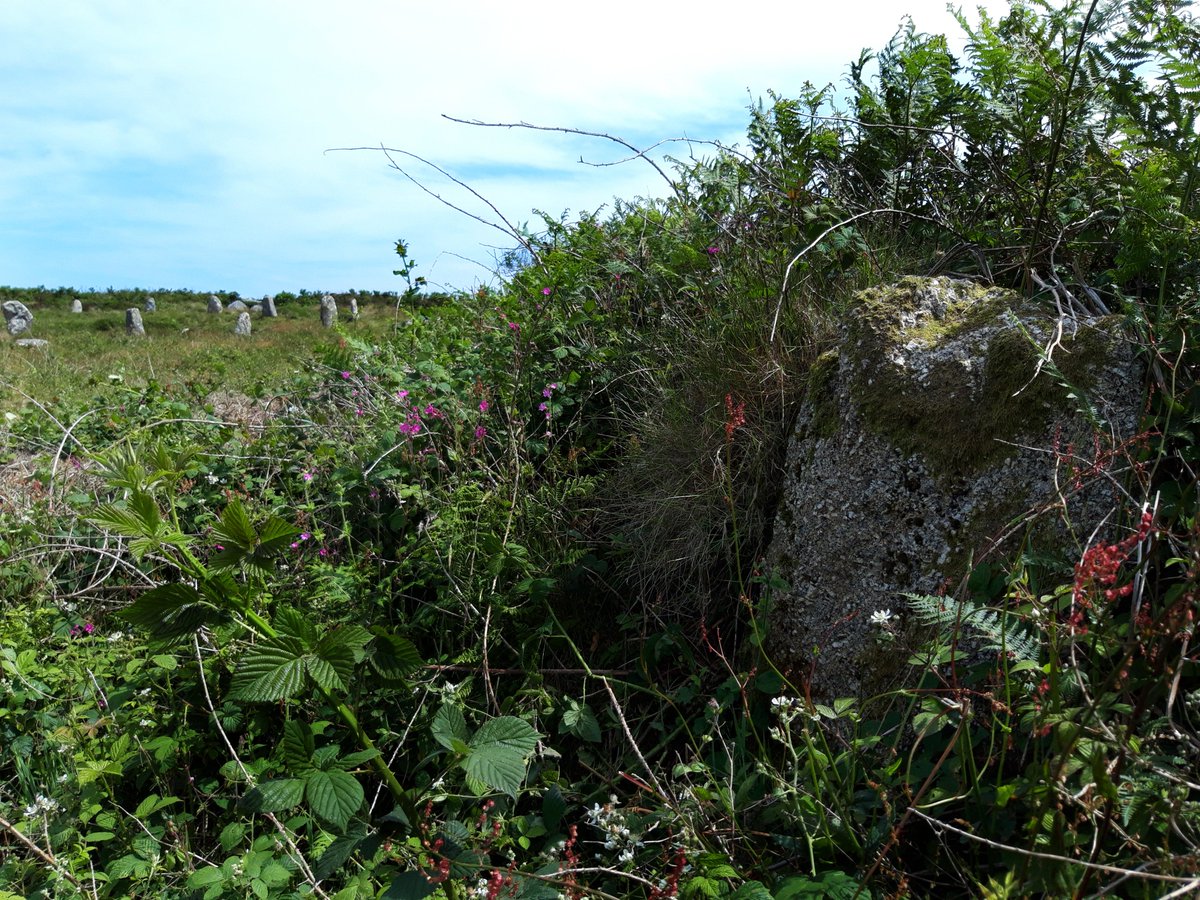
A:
[207,296,223,314]
[227,300,249,312]
[348,297,359,319]
[71,299,83,313]
[144,296,157,312]
[261,295,278,317]
[320,294,337,328]
[2,300,33,336]
[126,308,145,336]
[234,311,252,336]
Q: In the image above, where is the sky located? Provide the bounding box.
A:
[1,1,1011,298]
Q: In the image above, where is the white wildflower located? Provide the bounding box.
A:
[869,609,896,627]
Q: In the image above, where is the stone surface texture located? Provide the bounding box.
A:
[125,308,145,336]
[207,296,223,314]
[3,300,33,335]
[227,300,249,312]
[261,296,278,317]
[71,299,83,313]
[145,297,156,312]
[233,311,252,336]
[765,277,1143,699]
[320,294,337,328]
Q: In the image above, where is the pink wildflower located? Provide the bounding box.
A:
[341,371,351,379]
[542,287,552,295]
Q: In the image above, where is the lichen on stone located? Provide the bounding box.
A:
[765,277,1142,700]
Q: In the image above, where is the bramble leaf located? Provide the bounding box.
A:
[305,769,363,832]
[432,704,470,752]
[465,717,539,797]
[241,778,305,813]
[229,636,308,702]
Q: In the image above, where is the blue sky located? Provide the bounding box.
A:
[2,1,1008,297]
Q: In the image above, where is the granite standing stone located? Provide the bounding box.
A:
[765,277,1143,700]
[227,300,249,312]
[234,312,252,336]
[348,297,359,319]
[3,300,33,336]
[71,299,83,313]
[126,308,145,336]
[207,296,223,314]
[144,296,157,312]
[320,294,337,328]
[261,295,278,317]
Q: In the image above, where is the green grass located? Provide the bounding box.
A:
[1,296,402,416]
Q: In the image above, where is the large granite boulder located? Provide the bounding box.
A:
[765,277,1142,699]
[3,300,33,335]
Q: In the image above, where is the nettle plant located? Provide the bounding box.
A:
[83,440,544,896]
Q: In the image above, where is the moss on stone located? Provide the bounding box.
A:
[845,279,1118,479]
[805,349,842,439]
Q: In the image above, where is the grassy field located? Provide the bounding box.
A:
[1,295,403,417]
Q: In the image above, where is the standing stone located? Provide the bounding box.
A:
[765,277,1143,700]
[2,300,33,336]
[233,312,252,336]
[144,296,157,312]
[320,294,337,328]
[71,299,83,313]
[227,299,249,312]
[348,297,359,319]
[125,308,145,336]
[207,295,223,314]
[261,295,278,317]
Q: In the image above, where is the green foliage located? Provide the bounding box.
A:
[3,2,1200,896]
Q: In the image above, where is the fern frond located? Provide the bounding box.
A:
[907,593,1041,663]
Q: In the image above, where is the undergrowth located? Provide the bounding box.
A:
[2,2,1199,897]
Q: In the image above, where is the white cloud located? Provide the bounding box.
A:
[1,0,1012,294]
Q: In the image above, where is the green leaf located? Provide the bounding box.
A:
[282,720,315,771]
[542,785,567,831]
[133,793,179,819]
[188,867,227,888]
[465,716,539,797]
[256,516,300,555]
[241,778,305,813]
[368,629,423,682]
[219,822,246,851]
[314,820,368,880]
[561,700,601,742]
[214,498,256,549]
[309,632,358,693]
[305,769,363,832]
[312,745,341,770]
[118,583,222,642]
[337,748,381,769]
[229,636,309,702]
[274,606,317,647]
[432,704,470,752]
[728,881,773,899]
[383,872,437,900]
